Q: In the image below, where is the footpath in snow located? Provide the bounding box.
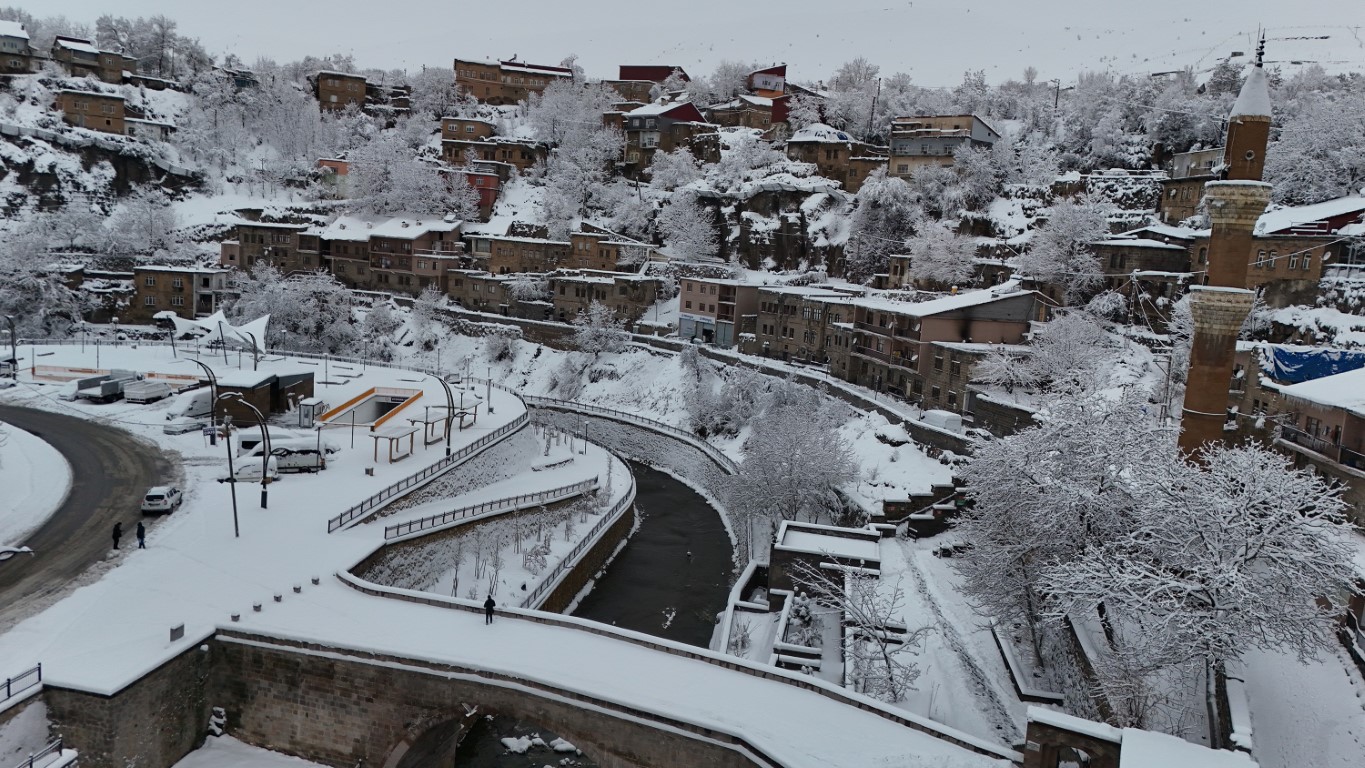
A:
[0,419,72,548]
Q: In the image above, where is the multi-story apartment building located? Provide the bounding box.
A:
[464,232,571,275]
[784,123,888,193]
[707,95,776,130]
[0,20,31,74]
[317,216,464,295]
[314,71,367,112]
[127,266,229,323]
[56,90,125,134]
[441,136,545,172]
[888,114,1000,177]
[678,278,760,347]
[843,288,1041,403]
[446,270,550,317]
[746,285,860,366]
[440,117,496,142]
[453,58,574,105]
[548,270,663,324]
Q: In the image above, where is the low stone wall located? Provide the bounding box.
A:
[43,641,213,768]
[538,502,637,613]
[968,393,1038,437]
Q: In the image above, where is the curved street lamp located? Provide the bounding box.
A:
[429,373,455,457]
[218,391,271,510]
[183,358,219,445]
[3,315,15,380]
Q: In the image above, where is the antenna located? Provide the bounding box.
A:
[1255,29,1265,68]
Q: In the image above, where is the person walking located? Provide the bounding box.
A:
[112,521,122,550]
[483,595,496,625]
[136,521,146,549]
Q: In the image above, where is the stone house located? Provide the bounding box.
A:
[224,222,312,273]
[446,270,549,318]
[784,123,887,193]
[51,36,134,83]
[440,117,496,142]
[453,58,573,105]
[678,278,760,348]
[1158,147,1223,224]
[888,114,1000,177]
[127,266,228,323]
[314,71,367,112]
[549,270,663,324]
[319,216,464,295]
[0,20,31,74]
[441,137,545,172]
[56,90,125,134]
[707,95,776,130]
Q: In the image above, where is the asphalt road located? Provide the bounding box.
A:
[0,404,174,623]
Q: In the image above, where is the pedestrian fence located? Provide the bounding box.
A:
[520,465,637,609]
[383,477,600,541]
[521,395,739,475]
[1,664,40,707]
[5,739,65,768]
[326,412,529,533]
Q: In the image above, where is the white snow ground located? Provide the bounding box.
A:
[0,420,73,548]
[1240,646,1365,768]
[172,737,325,768]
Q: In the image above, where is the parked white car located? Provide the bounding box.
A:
[141,486,184,514]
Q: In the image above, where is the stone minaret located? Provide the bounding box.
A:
[1178,44,1272,456]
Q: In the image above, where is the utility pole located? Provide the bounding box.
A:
[865,77,881,141]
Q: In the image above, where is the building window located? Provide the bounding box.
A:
[143,296,156,306]
[947,391,958,406]
[1256,250,1267,268]
[171,296,185,306]
[1288,252,1298,270]
[1302,254,1312,271]
[172,278,183,289]
[684,301,692,309]
[933,353,944,371]
[144,276,156,286]
[930,385,941,400]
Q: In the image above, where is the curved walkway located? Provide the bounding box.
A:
[0,405,174,626]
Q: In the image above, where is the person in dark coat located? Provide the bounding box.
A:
[136,521,146,549]
[112,522,122,550]
[484,595,496,625]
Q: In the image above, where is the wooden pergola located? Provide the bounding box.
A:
[370,425,419,463]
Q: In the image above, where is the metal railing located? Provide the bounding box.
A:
[6,739,63,768]
[326,411,529,532]
[520,466,637,609]
[522,395,739,474]
[1,664,40,705]
[384,477,599,541]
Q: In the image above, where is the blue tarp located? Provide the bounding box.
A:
[1260,345,1365,384]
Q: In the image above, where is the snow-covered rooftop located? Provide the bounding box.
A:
[1276,367,1365,417]
[775,521,881,562]
[1122,223,1200,241]
[55,37,98,55]
[319,215,461,241]
[1119,728,1255,768]
[855,287,1033,317]
[788,123,855,144]
[1254,196,1365,236]
[0,19,28,40]
[1092,237,1186,251]
[625,101,693,117]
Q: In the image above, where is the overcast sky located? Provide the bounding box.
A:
[29,1,1365,85]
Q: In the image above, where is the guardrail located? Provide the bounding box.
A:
[384,477,599,541]
[6,739,64,768]
[522,395,739,475]
[326,411,529,532]
[520,465,637,609]
[1,664,40,706]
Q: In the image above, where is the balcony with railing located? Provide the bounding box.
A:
[1278,424,1365,471]
[852,346,917,372]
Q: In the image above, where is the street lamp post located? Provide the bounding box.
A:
[240,331,260,371]
[219,392,271,510]
[2,315,15,380]
[184,359,219,446]
[582,419,588,455]
[222,414,240,538]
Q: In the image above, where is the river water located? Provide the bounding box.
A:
[449,461,734,765]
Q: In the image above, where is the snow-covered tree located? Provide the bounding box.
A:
[225,264,358,354]
[348,132,469,217]
[972,345,1038,394]
[104,189,183,260]
[1016,196,1112,303]
[409,285,447,352]
[786,93,825,132]
[408,67,474,120]
[648,147,702,191]
[725,401,856,558]
[360,300,402,361]
[847,168,922,282]
[0,233,80,337]
[572,300,628,356]
[789,560,929,703]
[657,191,719,262]
[1024,310,1120,392]
[905,221,976,287]
[1043,443,1356,677]
[1264,90,1365,205]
